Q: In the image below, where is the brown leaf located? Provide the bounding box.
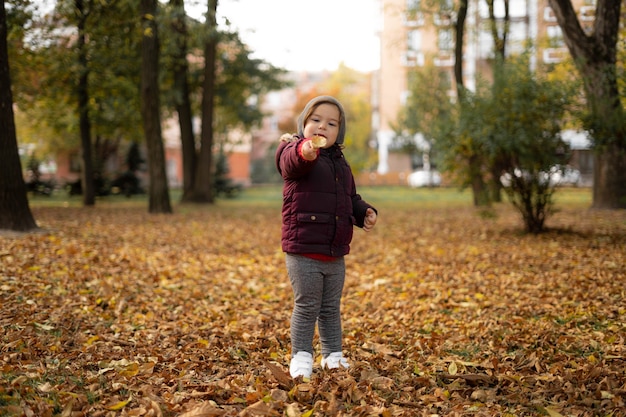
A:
[264,361,292,388]
[178,402,226,417]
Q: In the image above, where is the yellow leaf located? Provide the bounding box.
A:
[544,406,565,417]
[448,361,458,375]
[118,362,139,377]
[106,396,131,411]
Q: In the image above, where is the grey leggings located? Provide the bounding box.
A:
[285,254,346,357]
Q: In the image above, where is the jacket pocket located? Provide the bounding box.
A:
[295,212,334,245]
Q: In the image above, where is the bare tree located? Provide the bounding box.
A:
[0,0,37,231]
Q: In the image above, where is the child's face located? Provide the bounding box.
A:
[303,103,341,148]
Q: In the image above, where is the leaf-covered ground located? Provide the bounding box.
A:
[1,193,625,416]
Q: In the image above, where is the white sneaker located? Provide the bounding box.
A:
[289,351,313,378]
[321,352,350,369]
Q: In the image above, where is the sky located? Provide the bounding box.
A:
[197,0,382,73]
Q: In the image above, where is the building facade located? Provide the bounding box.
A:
[375,0,595,180]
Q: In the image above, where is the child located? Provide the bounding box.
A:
[275,95,378,379]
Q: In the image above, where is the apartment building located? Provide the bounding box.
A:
[375,0,596,177]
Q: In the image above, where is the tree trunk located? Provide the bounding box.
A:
[456,0,490,206]
[188,0,218,203]
[0,0,37,231]
[583,58,626,208]
[169,0,196,202]
[454,0,467,98]
[593,143,626,209]
[76,0,95,206]
[141,0,172,213]
[548,0,626,209]
[469,155,490,206]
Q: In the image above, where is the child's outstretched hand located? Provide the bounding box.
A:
[363,208,377,232]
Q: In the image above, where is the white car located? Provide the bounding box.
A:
[545,165,582,187]
[500,165,581,187]
[407,170,442,188]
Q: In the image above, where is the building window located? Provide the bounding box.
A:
[508,20,529,55]
[546,25,564,48]
[433,13,451,26]
[478,0,509,19]
[544,7,557,22]
[400,90,410,106]
[478,28,494,59]
[404,13,424,27]
[405,0,424,26]
[434,0,453,25]
[509,0,528,18]
[438,29,453,51]
[544,25,568,63]
[579,6,594,21]
[407,29,422,52]
[406,0,420,12]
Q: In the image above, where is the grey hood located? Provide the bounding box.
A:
[296,95,346,145]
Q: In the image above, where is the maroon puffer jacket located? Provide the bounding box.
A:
[275,138,376,257]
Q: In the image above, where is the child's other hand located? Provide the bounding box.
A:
[363,208,377,232]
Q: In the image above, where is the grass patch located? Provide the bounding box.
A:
[27,184,592,210]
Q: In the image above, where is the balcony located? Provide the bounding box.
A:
[401,50,425,67]
[434,51,454,67]
[543,47,569,64]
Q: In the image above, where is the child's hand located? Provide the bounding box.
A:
[363,208,377,232]
[301,139,318,161]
